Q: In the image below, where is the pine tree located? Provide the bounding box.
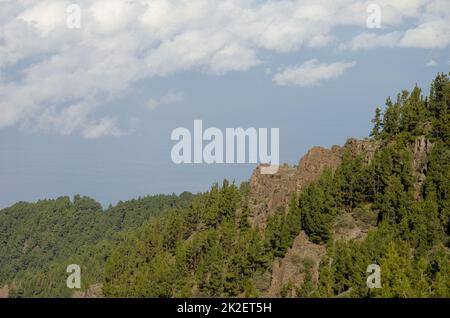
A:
[382,96,401,137]
[370,107,383,138]
[399,85,427,136]
[429,73,450,145]
[286,194,301,239]
[377,242,414,298]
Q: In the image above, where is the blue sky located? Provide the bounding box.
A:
[0,0,449,207]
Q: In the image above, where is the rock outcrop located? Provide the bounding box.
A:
[344,138,380,163]
[72,283,103,298]
[248,138,380,296]
[248,164,297,231]
[294,145,343,192]
[265,232,326,297]
[248,145,344,230]
[411,136,433,199]
[0,285,8,298]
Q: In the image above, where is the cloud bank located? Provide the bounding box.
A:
[0,0,448,138]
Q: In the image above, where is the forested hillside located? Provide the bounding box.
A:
[1,73,449,298]
[0,192,195,297]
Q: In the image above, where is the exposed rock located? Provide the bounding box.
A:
[265,232,326,297]
[411,136,433,199]
[247,138,379,296]
[294,145,343,193]
[248,138,380,231]
[0,285,8,298]
[248,164,297,231]
[344,138,380,163]
[72,283,103,298]
[248,146,344,230]
[332,212,374,242]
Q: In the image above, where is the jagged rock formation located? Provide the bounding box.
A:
[248,138,380,296]
[411,136,433,199]
[248,164,297,231]
[294,145,343,192]
[344,138,380,163]
[248,146,343,231]
[248,138,380,231]
[0,285,8,298]
[265,232,326,297]
[249,136,437,296]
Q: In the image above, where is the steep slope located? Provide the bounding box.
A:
[247,138,380,296]
[248,138,380,231]
[266,231,326,297]
[246,124,446,297]
[248,145,343,231]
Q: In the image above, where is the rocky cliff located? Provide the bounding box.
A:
[248,136,435,296]
[411,136,433,199]
[248,138,380,231]
[247,138,381,296]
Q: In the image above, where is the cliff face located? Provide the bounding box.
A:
[247,138,380,296]
[248,164,297,231]
[266,231,326,297]
[411,136,433,199]
[249,136,435,296]
[248,145,343,231]
[0,285,8,298]
[294,145,343,193]
[344,138,380,163]
[248,138,380,231]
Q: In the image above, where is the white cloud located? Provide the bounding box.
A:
[18,1,68,36]
[0,0,449,138]
[426,59,438,67]
[349,21,450,50]
[347,0,450,51]
[209,44,262,74]
[273,59,356,87]
[348,32,401,50]
[90,0,140,33]
[146,92,184,110]
[399,21,450,49]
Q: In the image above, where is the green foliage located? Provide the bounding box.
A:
[370,107,383,138]
[423,141,450,234]
[103,181,271,297]
[300,170,338,244]
[428,73,450,145]
[372,72,449,143]
[310,73,450,298]
[2,73,449,298]
[334,152,368,208]
[0,193,194,297]
[296,259,315,298]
